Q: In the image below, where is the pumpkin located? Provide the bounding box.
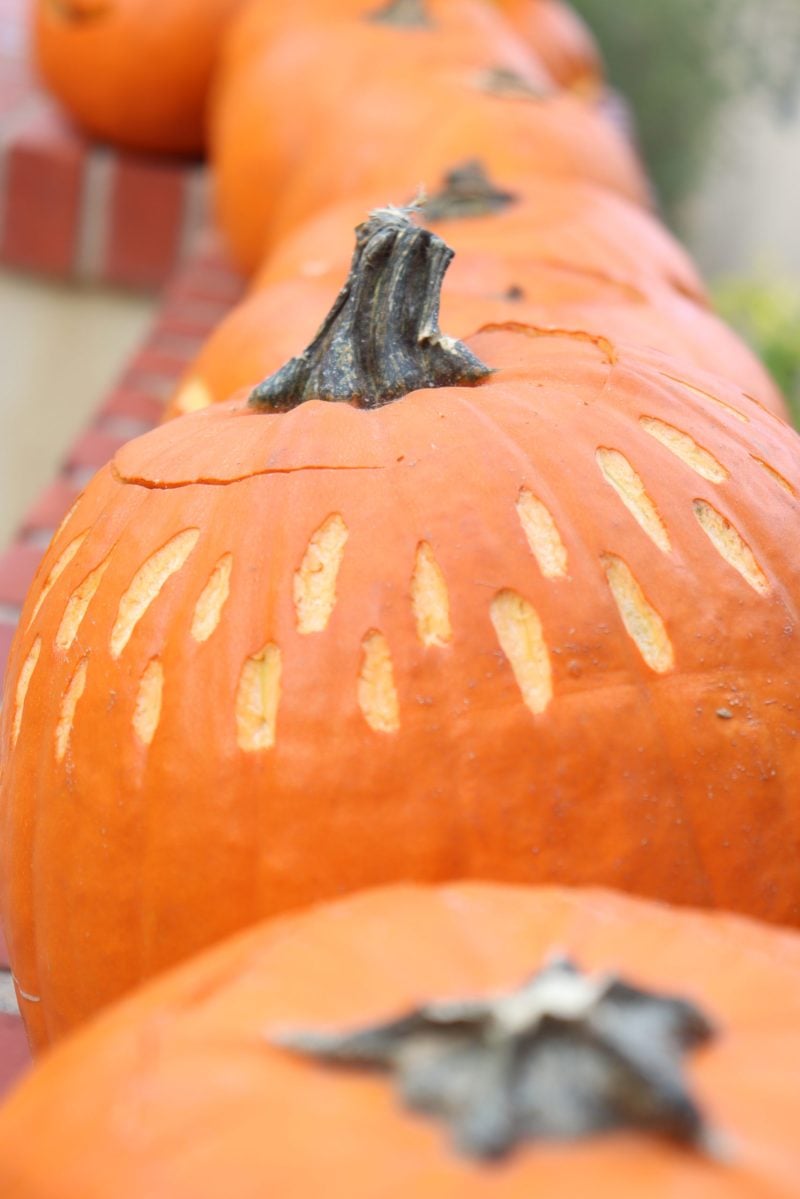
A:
[4,211,800,1051]
[257,165,701,302]
[211,1,647,270]
[169,169,784,420]
[495,0,603,93]
[1,883,800,1197]
[34,0,245,155]
[165,272,789,422]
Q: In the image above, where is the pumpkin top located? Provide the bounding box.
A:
[249,207,491,411]
[275,955,718,1159]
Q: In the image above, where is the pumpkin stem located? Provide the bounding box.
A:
[273,957,721,1161]
[478,66,549,100]
[421,161,518,222]
[368,0,431,27]
[46,0,109,20]
[249,208,492,412]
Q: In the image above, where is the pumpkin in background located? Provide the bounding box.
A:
[495,0,603,93]
[211,0,646,270]
[2,883,800,1198]
[169,170,785,421]
[34,0,244,154]
[4,212,800,1052]
[258,165,700,302]
[165,270,789,422]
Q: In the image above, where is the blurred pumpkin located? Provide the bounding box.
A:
[169,171,784,420]
[35,0,245,154]
[211,1,646,270]
[2,883,800,1197]
[495,0,603,93]
[4,212,800,1052]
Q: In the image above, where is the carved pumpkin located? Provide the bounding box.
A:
[4,213,800,1052]
[165,273,788,422]
[258,165,701,302]
[211,1,647,270]
[34,0,245,154]
[495,0,603,93]
[1,883,800,1197]
[169,170,784,420]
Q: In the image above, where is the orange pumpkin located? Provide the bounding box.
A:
[495,0,603,93]
[169,171,784,421]
[211,2,646,270]
[34,0,244,154]
[165,272,788,422]
[258,166,700,302]
[4,212,800,1052]
[2,883,800,1197]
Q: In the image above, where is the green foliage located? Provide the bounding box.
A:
[713,275,800,425]
[571,0,800,219]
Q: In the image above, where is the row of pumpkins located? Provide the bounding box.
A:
[0,1,799,1193]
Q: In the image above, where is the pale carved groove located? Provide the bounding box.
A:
[236,644,282,751]
[602,555,674,674]
[640,418,728,484]
[294,516,349,634]
[515,489,568,579]
[596,449,671,554]
[55,656,89,763]
[693,501,769,595]
[490,590,552,715]
[110,529,200,659]
[56,556,112,652]
[29,531,87,625]
[12,637,42,746]
[191,554,233,643]
[411,542,452,647]
[133,659,164,747]
[358,631,400,733]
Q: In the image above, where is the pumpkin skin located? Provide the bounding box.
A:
[4,311,800,1050]
[212,5,646,270]
[165,275,789,422]
[257,174,702,303]
[1,883,800,1198]
[34,0,245,155]
[495,0,603,93]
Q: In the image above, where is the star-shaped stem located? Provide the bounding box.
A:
[272,957,719,1161]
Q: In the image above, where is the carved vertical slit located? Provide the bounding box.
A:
[28,531,87,625]
[515,489,568,579]
[133,658,164,747]
[236,644,282,751]
[294,515,349,634]
[692,501,769,595]
[110,528,200,659]
[191,554,233,643]
[55,556,112,651]
[602,555,674,673]
[358,631,400,733]
[411,542,452,646]
[490,590,552,715]
[12,637,42,746]
[55,656,89,762]
[596,449,671,553]
[750,456,795,496]
[639,418,729,483]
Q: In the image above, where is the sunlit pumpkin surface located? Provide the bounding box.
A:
[3,319,799,1049]
[0,885,799,1198]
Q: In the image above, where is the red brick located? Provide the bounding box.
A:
[104,158,188,290]
[100,386,166,425]
[0,618,17,683]
[0,544,43,607]
[0,1014,31,1099]
[66,428,128,471]
[0,99,87,277]
[21,478,80,534]
[156,300,231,340]
[126,345,195,380]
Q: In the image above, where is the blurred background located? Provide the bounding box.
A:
[1,0,799,549]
